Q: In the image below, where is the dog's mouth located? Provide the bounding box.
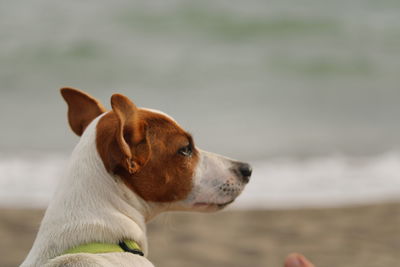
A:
[194,199,235,209]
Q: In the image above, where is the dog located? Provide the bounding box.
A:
[21,87,252,266]
[21,88,314,267]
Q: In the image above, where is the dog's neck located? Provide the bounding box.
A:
[22,117,157,266]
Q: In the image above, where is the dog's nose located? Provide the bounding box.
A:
[236,162,252,183]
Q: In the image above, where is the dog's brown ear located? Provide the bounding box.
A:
[60,87,107,136]
[110,94,150,174]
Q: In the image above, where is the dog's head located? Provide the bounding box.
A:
[61,87,251,213]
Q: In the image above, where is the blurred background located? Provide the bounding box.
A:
[0,0,399,266]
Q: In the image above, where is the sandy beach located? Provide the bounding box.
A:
[1,202,399,267]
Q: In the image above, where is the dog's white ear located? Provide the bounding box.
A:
[110,94,150,174]
[60,87,106,136]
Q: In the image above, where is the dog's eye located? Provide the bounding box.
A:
[178,145,192,157]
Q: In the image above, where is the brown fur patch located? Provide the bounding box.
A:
[60,87,107,136]
[96,102,198,202]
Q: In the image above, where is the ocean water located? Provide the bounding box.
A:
[1,152,400,208]
[0,0,399,208]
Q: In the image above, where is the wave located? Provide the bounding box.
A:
[1,152,400,209]
[0,153,66,207]
[237,153,400,209]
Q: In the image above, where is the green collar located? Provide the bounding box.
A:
[63,240,144,256]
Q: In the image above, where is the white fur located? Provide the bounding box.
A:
[21,116,154,267]
[22,110,247,266]
[184,150,246,210]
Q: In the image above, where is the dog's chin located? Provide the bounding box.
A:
[193,199,235,212]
